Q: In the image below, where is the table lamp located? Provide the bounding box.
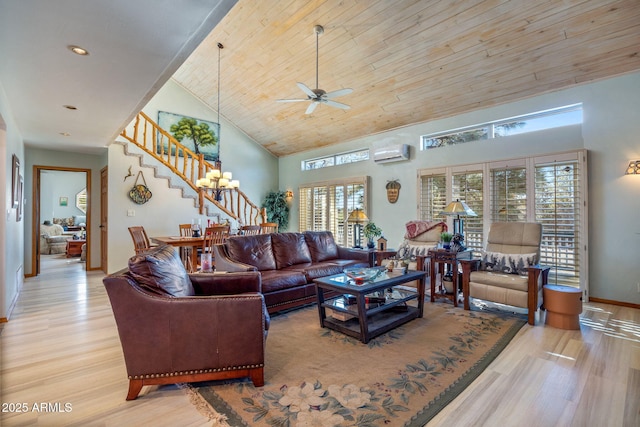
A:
[346,208,369,249]
[440,199,477,238]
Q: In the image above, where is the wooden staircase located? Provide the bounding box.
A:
[120,111,264,225]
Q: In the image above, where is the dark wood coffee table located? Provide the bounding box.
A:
[314,268,426,343]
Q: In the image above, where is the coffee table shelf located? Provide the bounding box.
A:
[314,269,426,343]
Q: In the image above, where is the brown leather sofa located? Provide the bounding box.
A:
[103,244,269,400]
[213,231,371,313]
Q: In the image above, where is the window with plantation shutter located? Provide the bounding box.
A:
[452,171,484,252]
[299,177,368,247]
[417,150,587,292]
[419,174,447,221]
[490,167,527,222]
[535,160,581,287]
[298,187,313,231]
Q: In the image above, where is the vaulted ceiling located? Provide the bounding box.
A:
[2,0,639,157]
[172,0,640,157]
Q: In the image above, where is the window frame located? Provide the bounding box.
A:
[421,104,583,150]
[301,148,370,171]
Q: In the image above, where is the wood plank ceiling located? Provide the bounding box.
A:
[172,0,640,157]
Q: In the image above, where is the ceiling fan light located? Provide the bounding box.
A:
[277,24,352,113]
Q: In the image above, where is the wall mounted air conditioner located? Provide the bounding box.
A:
[373,144,410,164]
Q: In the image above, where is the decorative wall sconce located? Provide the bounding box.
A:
[285,190,294,201]
[625,160,640,175]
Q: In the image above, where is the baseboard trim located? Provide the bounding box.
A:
[589,297,640,310]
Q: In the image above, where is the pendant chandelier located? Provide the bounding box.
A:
[196,42,239,201]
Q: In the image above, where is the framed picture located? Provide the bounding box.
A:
[59,197,68,206]
[157,111,220,162]
[11,154,20,208]
[16,176,23,221]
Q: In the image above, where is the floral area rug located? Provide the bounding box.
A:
[189,302,525,427]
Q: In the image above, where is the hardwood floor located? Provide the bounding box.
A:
[1,255,638,426]
[0,255,210,426]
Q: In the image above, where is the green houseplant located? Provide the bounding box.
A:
[363,222,383,249]
[262,191,290,231]
[440,232,453,249]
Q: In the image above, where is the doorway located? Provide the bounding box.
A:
[32,166,91,276]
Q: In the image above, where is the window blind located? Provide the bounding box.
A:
[490,167,527,222]
[452,171,484,252]
[535,161,581,287]
[299,177,367,247]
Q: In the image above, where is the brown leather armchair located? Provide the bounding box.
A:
[103,244,269,400]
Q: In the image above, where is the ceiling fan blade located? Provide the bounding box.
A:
[324,88,353,99]
[305,101,319,115]
[276,98,309,103]
[324,99,350,110]
[297,82,317,99]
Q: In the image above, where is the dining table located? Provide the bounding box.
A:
[150,235,205,272]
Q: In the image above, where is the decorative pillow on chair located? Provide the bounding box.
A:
[480,251,537,275]
[128,245,195,297]
[396,240,432,260]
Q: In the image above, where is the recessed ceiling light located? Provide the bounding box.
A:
[60,132,71,137]
[68,45,89,56]
[63,105,77,110]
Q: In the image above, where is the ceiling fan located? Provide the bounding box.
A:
[276,24,353,115]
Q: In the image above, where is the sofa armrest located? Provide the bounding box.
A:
[189,271,262,295]
[337,247,372,264]
[212,244,258,272]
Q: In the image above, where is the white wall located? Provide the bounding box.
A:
[23,148,106,275]
[1,80,25,320]
[40,170,86,223]
[279,72,640,304]
[107,79,278,272]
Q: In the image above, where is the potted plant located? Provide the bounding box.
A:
[262,191,290,231]
[363,222,383,249]
[440,232,453,249]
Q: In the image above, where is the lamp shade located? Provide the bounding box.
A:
[347,208,369,223]
[440,199,477,217]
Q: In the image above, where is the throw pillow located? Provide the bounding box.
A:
[271,232,312,269]
[480,251,537,275]
[226,234,277,271]
[396,241,433,261]
[128,245,195,297]
[303,231,339,262]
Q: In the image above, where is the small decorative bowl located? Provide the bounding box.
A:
[343,267,379,285]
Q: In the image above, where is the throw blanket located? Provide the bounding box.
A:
[404,220,447,239]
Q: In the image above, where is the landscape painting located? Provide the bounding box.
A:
[157,111,220,162]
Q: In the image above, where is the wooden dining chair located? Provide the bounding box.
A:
[179,223,192,237]
[259,222,279,234]
[178,223,194,271]
[128,226,152,255]
[201,225,230,270]
[203,225,230,252]
[240,225,261,236]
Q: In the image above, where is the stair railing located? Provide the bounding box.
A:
[120,111,264,225]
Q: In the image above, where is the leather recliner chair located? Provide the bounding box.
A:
[103,244,269,400]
